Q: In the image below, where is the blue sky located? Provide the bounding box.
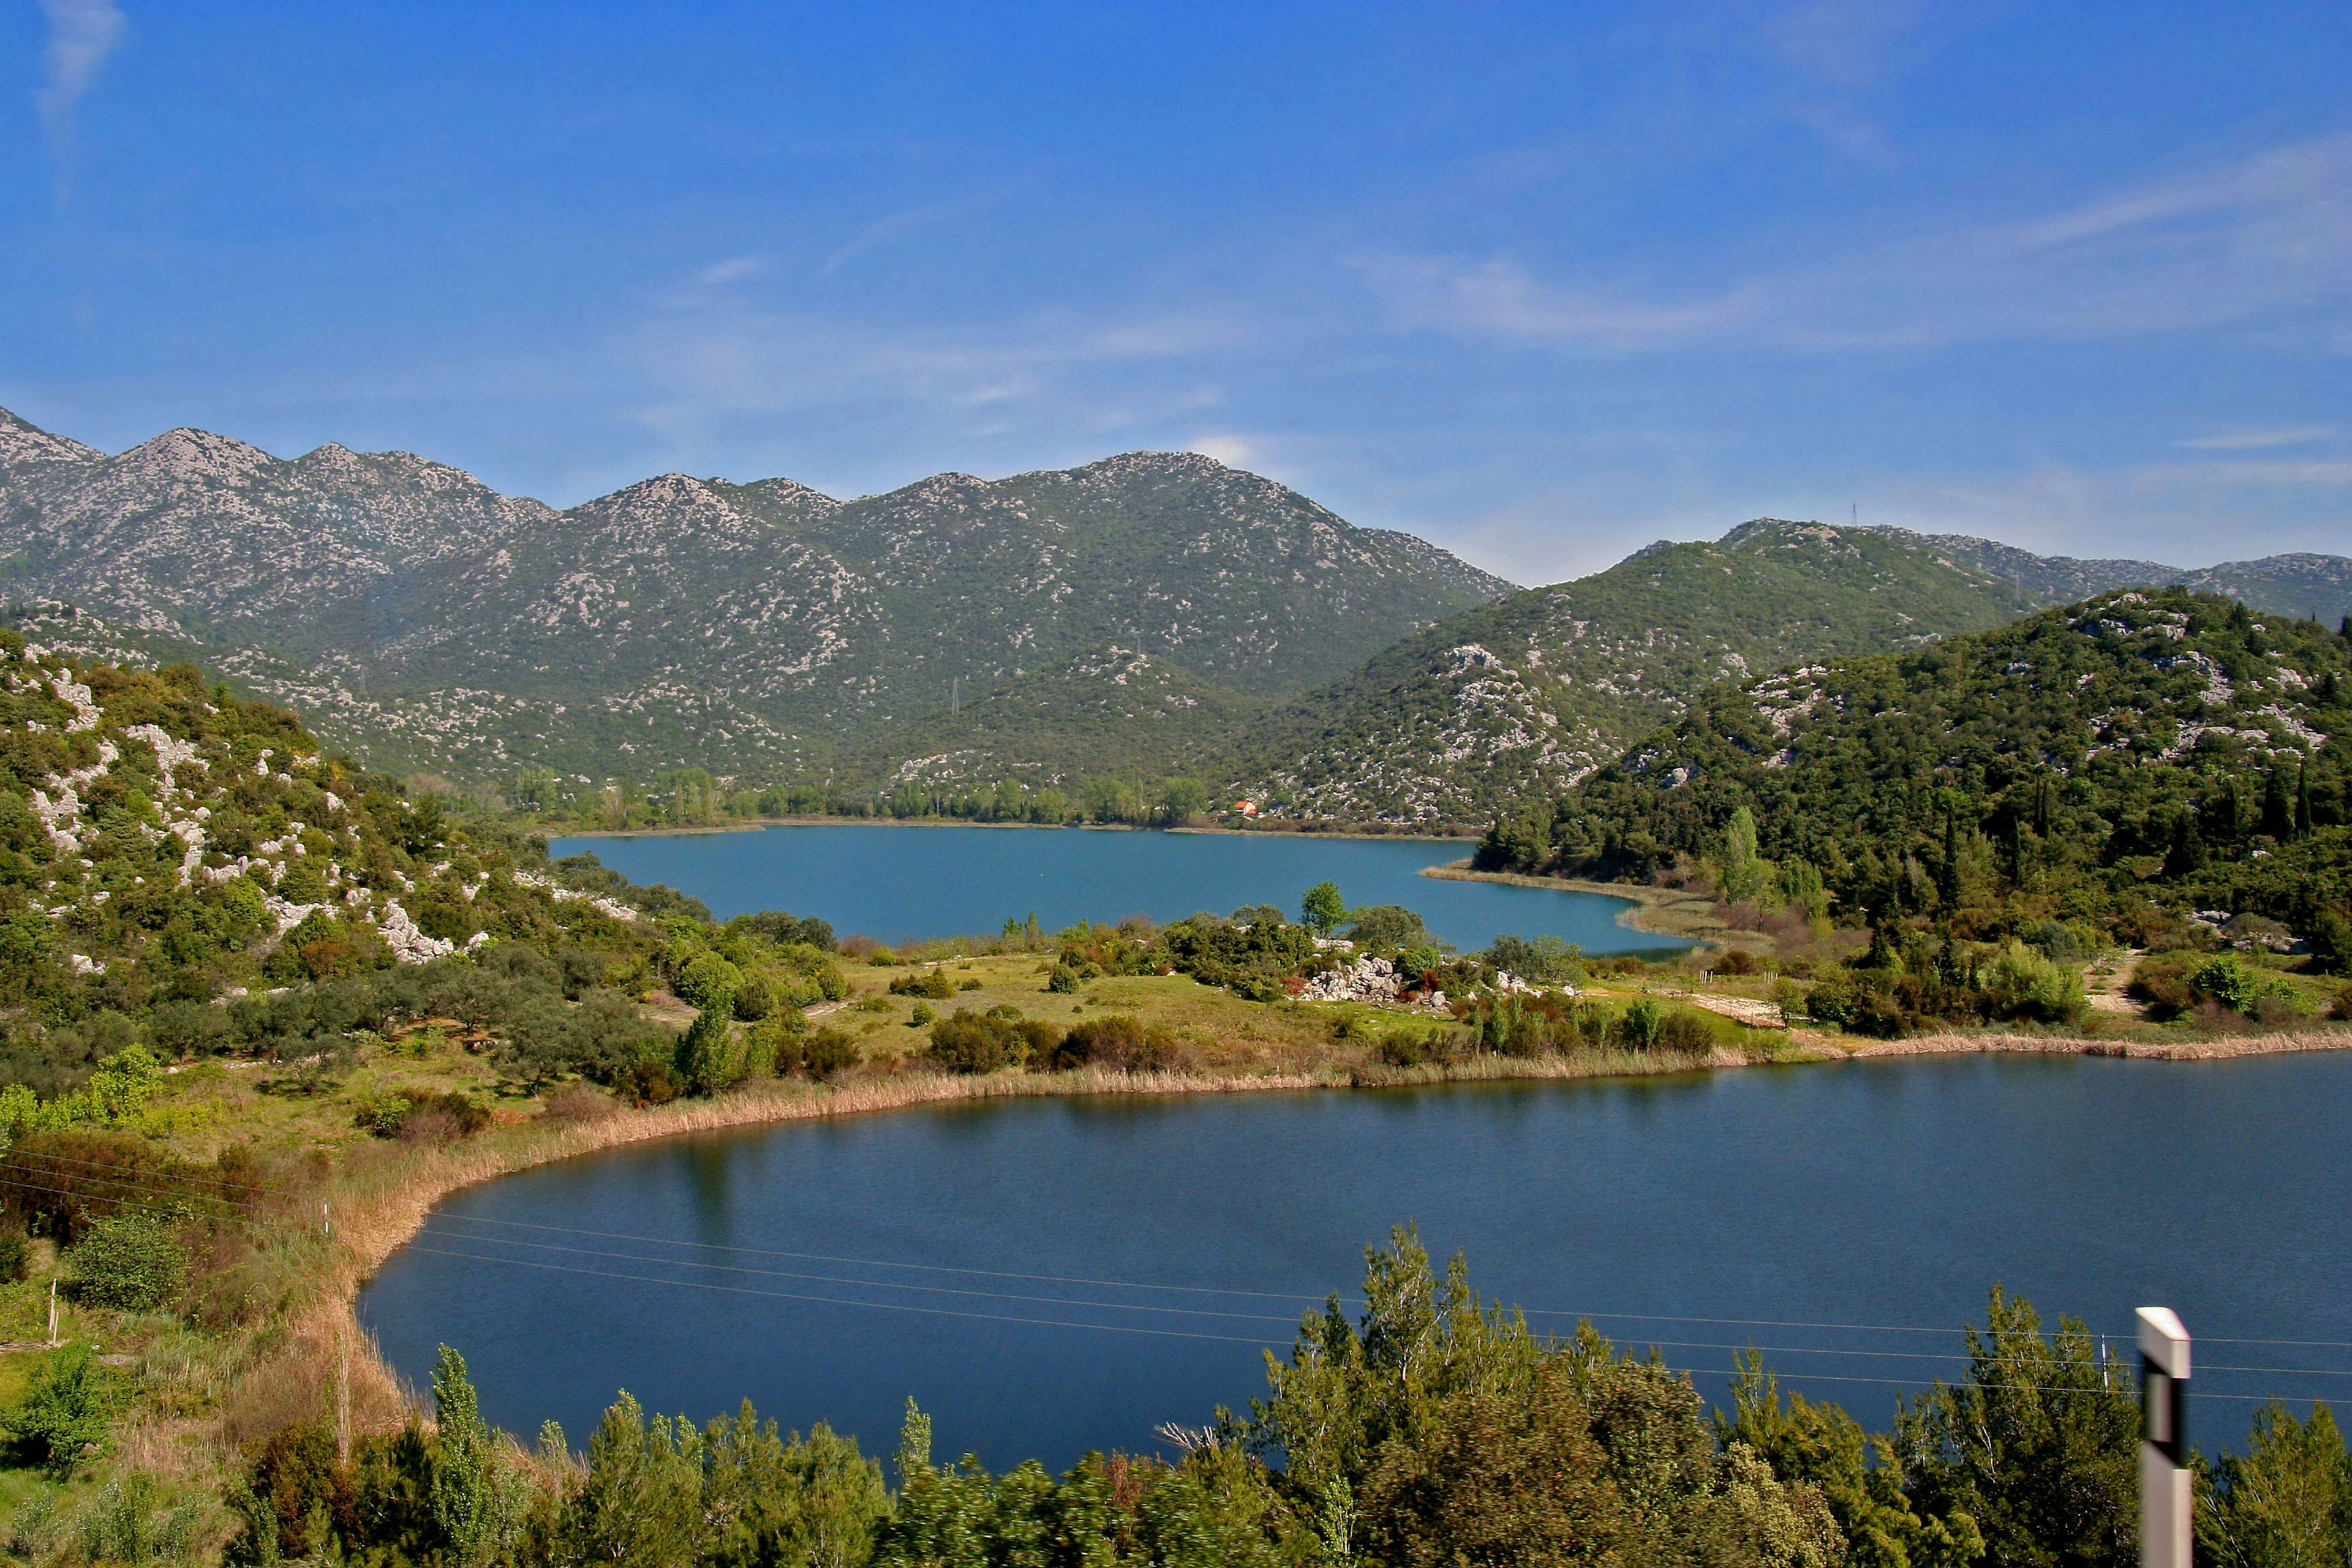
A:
[6,2,2348,583]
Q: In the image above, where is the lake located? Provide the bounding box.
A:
[361,1052,2352,1468]
[549,823,1684,954]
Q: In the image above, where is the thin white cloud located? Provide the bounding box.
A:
[2135,459,2352,488]
[1359,132,2352,353]
[820,183,1025,276]
[1187,435,1254,467]
[694,256,767,286]
[2175,426,2336,451]
[36,0,126,150]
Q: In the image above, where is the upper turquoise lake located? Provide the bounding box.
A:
[548,823,1685,954]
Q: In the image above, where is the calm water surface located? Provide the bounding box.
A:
[548,823,1682,954]
[363,1053,2351,1467]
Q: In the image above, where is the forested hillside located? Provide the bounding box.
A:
[1871,527,2352,624]
[0,410,1510,788]
[1477,590,2352,1022]
[1227,518,2045,825]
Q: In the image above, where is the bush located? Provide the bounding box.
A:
[1653,1008,1717,1054]
[540,1082,615,1123]
[1376,1028,1460,1068]
[671,952,744,1010]
[68,1212,184,1312]
[2332,986,2352,1022]
[1051,1014,1178,1072]
[795,1026,859,1079]
[1617,998,1664,1052]
[1347,905,1433,952]
[908,1003,935,1027]
[1983,941,2087,1025]
[1044,964,1084,995]
[4,1343,113,1474]
[2188,954,2262,1016]
[0,1232,26,1284]
[926,1011,1059,1074]
[888,970,957,1000]
[614,1050,682,1106]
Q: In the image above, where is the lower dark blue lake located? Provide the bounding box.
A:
[546,823,1680,954]
[361,1052,2352,1469]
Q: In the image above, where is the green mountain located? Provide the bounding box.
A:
[0,410,1512,785]
[1476,587,2351,947]
[0,630,682,1035]
[1227,519,2048,826]
[1868,527,2352,624]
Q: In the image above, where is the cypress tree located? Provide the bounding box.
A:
[1936,806,1961,907]
[2296,757,2314,839]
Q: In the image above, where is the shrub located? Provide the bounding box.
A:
[671,953,744,1010]
[540,1082,614,1123]
[4,1343,113,1474]
[889,970,957,1000]
[926,1011,1058,1074]
[1983,941,2087,1025]
[1376,1028,1460,1068]
[2188,955,2262,1016]
[1654,1008,1717,1054]
[1616,998,1664,1052]
[398,1092,492,1144]
[1052,1014,1178,1072]
[908,1003,935,1027]
[68,1213,184,1312]
[614,1050,682,1106]
[1044,964,1084,995]
[2331,985,2352,1022]
[1716,948,1757,976]
[2307,909,2352,978]
[1346,905,1433,952]
[796,1027,859,1079]
[0,1233,24,1284]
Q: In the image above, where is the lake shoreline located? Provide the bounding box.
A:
[1419,861,1739,951]
[552,816,1471,844]
[328,1020,2352,1431]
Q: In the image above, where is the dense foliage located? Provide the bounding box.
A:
[1479,591,2352,1028]
[205,1230,2340,1568]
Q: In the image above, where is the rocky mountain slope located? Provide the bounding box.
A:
[1475,587,2350,944]
[1868,527,2352,624]
[0,409,1512,782]
[0,630,669,1027]
[1227,519,2050,825]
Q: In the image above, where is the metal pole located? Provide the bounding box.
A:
[2138,1306,2190,1568]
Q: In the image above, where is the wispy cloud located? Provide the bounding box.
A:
[1359,132,2352,353]
[2136,458,2352,488]
[35,0,126,157]
[820,183,1025,276]
[2175,426,2336,450]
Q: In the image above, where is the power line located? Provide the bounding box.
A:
[387,1243,2340,1407]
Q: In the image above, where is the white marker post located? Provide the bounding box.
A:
[2138,1307,2190,1568]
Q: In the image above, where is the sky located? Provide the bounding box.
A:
[4,1,2349,584]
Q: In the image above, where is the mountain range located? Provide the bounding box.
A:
[5,405,2347,827]
[0,407,1508,784]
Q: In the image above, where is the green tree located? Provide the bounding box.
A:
[1893,1287,2136,1568]
[1300,882,1348,936]
[429,1345,524,1567]
[1158,778,1210,825]
[1725,1354,1982,1568]
[2200,1400,2352,1568]
[678,999,744,1095]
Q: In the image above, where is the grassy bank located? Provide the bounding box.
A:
[1418,861,1748,952]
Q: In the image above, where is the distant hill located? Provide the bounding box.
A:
[1866,527,2352,624]
[0,409,1512,784]
[1227,519,2048,825]
[1472,586,2350,948]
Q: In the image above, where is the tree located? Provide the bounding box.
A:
[430,1346,524,1567]
[677,1000,744,1095]
[1893,1288,2136,1568]
[1158,778,1209,825]
[1300,882,1348,935]
[2199,1400,2352,1568]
